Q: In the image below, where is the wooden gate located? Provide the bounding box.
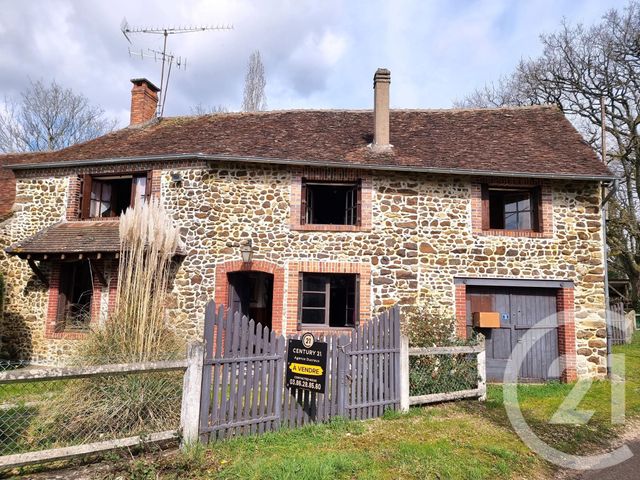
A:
[198,301,400,442]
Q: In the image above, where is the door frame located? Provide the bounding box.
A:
[215,260,285,334]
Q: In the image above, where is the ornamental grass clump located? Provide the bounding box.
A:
[80,197,184,363]
[403,303,480,396]
[29,200,186,446]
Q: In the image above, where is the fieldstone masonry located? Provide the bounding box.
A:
[0,161,607,378]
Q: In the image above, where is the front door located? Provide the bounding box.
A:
[227,272,274,330]
[466,286,559,382]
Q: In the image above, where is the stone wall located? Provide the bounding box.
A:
[0,177,70,362]
[0,162,607,377]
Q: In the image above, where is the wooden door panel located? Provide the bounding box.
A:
[468,286,560,382]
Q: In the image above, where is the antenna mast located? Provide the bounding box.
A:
[121,18,233,116]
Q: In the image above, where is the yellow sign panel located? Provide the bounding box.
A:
[288,363,323,376]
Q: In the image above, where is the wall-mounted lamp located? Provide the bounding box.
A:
[240,239,254,263]
[170,172,183,185]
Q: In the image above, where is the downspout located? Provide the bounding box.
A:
[601,179,617,378]
[599,96,614,379]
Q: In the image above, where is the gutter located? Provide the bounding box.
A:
[4,153,617,182]
[601,179,617,378]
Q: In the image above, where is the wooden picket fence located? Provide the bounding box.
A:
[610,301,634,345]
[197,301,401,442]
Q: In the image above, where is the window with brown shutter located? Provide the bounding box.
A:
[80,172,151,219]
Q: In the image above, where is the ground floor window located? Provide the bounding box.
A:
[56,260,93,332]
[299,273,358,327]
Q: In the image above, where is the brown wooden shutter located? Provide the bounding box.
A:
[146,171,153,200]
[81,174,92,219]
[300,179,307,225]
[354,274,360,328]
[356,181,362,226]
[481,184,490,230]
[56,263,71,326]
[531,186,542,232]
[297,273,303,331]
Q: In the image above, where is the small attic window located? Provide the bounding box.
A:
[301,179,361,226]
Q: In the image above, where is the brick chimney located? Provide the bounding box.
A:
[372,68,392,151]
[129,78,160,125]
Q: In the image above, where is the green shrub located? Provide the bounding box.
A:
[403,303,481,396]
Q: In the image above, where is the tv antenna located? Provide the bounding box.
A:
[121,18,233,116]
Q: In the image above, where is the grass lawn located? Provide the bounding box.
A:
[97,333,640,480]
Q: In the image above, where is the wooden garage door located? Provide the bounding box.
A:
[466,286,559,382]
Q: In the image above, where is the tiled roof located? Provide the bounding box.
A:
[4,107,613,180]
[5,221,120,256]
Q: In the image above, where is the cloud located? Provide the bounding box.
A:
[0,0,630,126]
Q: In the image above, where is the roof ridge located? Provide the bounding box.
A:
[158,104,557,121]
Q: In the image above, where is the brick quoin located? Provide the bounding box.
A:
[454,284,467,339]
[214,260,285,334]
[557,288,578,382]
[454,283,578,383]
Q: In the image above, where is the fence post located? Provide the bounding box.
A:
[477,350,487,401]
[337,335,349,417]
[180,341,205,447]
[399,335,409,412]
[273,335,285,430]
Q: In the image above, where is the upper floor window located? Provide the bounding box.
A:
[81,173,150,219]
[301,179,361,226]
[483,185,541,231]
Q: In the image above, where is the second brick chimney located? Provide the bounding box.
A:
[372,68,392,151]
[130,78,160,125]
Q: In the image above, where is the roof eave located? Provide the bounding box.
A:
[4,153,617,182]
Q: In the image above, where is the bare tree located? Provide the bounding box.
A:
[456,2,640,306]
[0,79,117,153]
[190,103,228,115]
[242,50,267,112]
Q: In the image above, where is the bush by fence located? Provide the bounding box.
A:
[409,352,479,396]
[401,303,484,399]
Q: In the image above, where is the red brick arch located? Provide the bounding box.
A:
[214,260,285,333]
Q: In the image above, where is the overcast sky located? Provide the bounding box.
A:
[0,0,631,127]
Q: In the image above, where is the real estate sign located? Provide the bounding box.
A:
[286,333,327,393]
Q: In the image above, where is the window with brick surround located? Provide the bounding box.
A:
[483,185,541,232]
[299,273,359,328]
[301,179,361,226]
[57,260,93,332]
[81,172,151,219]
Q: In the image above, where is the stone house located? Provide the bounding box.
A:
[0,70,614,382]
